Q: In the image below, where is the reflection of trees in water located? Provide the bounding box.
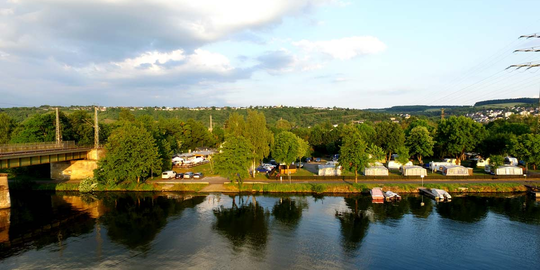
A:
[408,195,433,219]
[487,196,540,225]
[370,198,410,224]
[272,197,308,229]
[1,192,95,259]
[436,196,488,223]
[336,196,371,253]
[100,193,205,251]
[213,195,269,252]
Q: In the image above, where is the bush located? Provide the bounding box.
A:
[79,177,98,193]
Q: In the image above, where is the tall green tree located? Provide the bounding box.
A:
[435,116,486,164]
[0,113,17,144]
[395,146,410,166]
[510,133,540,170]
[96,124,161,185]
[245,110,273,177]
[272,131,300,182]
[406,126,434,164]
[214,136,253,186]
[224,112,246,137]
[374,121,405,162]
[339,130,369,183]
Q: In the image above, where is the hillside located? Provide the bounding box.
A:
[474,98,537,107]
[0,106,392,128]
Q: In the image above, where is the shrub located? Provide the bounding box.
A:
[79,177,98,193]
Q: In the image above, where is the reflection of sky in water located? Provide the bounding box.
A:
[0,193,539,269]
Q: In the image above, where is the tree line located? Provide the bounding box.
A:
[3,108,540,185]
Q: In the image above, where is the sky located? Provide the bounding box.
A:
[2,0,540,109]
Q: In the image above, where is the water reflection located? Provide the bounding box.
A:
[213,195,270,252]
[436,196,489,223]
[100,193,205,251]
[1,192,540,268]
[408,195,434,219]
[272,197,308,228]
[336,196,371,253]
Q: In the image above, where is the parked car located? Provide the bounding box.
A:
[315,158,321,162]
[184,172,194,179]
[193,172,204,179]
[175,173,184,179]
[162,170,176,179]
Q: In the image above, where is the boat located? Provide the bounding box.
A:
[371,187,385,203]
[384,191,401,202]
[431,189,451,201]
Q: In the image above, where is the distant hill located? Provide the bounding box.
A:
[474,98,537,107]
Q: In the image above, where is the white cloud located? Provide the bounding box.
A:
[293,36,387,60]
[0,0,335,63]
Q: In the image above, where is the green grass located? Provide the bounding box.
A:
[225,182,527,194]
[11,181,207,192]
[172,162,216,176]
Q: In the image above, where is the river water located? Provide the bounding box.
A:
[0,192,539,269]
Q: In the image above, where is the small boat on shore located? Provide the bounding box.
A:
[384,191,401,202]
[419,188,451,202]
[431,189,452,201]
[371,187,385,203]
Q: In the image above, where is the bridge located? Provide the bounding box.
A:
[0,107,104,209]
[0,141,91,169]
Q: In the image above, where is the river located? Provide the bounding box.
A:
[1,192,539,269]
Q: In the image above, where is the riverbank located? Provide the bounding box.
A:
[224,182,528,194]
[7,180,531,194]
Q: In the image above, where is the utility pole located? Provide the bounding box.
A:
[209,115,213,132]
[441,108,445,120]
[55,107,61,144]
[507,33,540,133]
[94,106,99,149]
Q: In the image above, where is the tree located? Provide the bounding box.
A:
[214,136,253,187]
[10,111,73,143]
[95,124,161,185]
[367,143,385,163]
[0,113,16,144]
[488,155,505,171]
[435,116,486,164]
[224,112,246,137]
[406,126,434,164]
[272,131,301,182]
[395,146,410,166]
[510,134,540,170]
[339,130,369,183]
[245,110,273,178]
[374,121,405,162]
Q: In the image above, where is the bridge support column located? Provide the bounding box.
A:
[51,160,98,181]
[0,173,10,209]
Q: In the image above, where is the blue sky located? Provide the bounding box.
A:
[1,0,540,108]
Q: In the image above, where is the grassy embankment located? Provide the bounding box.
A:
[9,180,207,192]
[224,182,527,194]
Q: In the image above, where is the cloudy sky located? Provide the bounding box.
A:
[1,0,540,108]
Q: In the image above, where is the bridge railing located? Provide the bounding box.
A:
[0,141,78,153]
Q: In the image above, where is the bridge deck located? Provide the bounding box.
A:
[0,147,92,169]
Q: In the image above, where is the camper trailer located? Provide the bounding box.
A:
[442,165,471,176]
[402,165,427,176]
[364,166,389,176]
[486,165,523,176]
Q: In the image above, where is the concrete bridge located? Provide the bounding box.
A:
[0,141,105,209]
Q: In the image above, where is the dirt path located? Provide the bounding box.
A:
[198,184,230,193]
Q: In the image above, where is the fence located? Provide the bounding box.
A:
[0,141,78,154]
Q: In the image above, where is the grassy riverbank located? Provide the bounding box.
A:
[10,181,208,192]
[224,182,528,194]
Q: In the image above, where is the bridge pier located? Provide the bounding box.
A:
[50,149,105,181]
[0,173,10,209]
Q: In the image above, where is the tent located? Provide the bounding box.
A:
[494,165,523,176]
[318,165,342,176]
[387,160,413,170]
[402,165,427,176]
[442,165,471,176]
[364,166,389,176]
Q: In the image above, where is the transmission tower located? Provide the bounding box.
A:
[507,33,540,132]
[55,107,61,144]
[94,106,99,149]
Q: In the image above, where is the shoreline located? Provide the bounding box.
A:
[7,181,532,194]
